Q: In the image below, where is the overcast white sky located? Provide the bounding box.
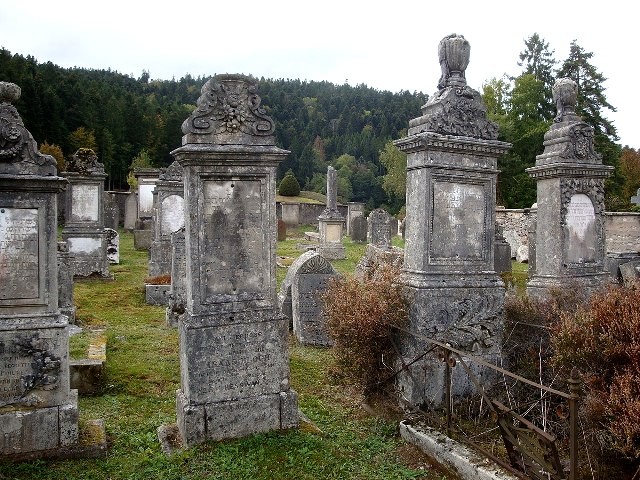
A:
[1,1,637,147]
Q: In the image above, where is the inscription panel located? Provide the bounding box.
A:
[325,223,342,243]
[186,322,287,403]
[0,207,39,300]
[0,331,62,407]
[431,181,486,260]
[161,195,185,235]
[138,183,156,216]
[293,274,333,345]
[566,193,596,263]
[71,184,99,222]
[202,179,265,301]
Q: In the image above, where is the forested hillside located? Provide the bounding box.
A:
[0,48,423,211]
[1,34,635,211]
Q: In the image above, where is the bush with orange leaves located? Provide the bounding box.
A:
[322,264,409,398]
[551,281,640,461]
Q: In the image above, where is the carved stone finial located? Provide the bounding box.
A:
[553,78,579,123]
[437,34,470,90]
[0,81,57,175]
[159,160,183,182]
[0,81,21,104]
[65,148,105,175]
[181,74,276,146]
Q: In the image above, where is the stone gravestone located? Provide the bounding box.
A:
[124,192,137,231]
[346,202,365,236]
[103,192,120,230]
[291,253,337,346]
[368,208,392,249]
[105,227,119,264]
[278,250,317,330]
[317,166,346,259]
[57,241,76,323]
[165,227,186,327]
[0,81,80,459]
[148,160,184,278]
[526,78,613,298]
[167,75,298,447]
[350,215,368,243]
[133,168,160,250]
[394,35,511,407]
[61,148,110,278]
[494,224,512,275]
[631,188,640,206]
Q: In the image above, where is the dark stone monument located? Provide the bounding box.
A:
[168,75,298,446]
[61,148,110,278]
[291,253,337,346]
[277,218,287,241]
[0,81,81,459]
[526,78,613,298]
[394,35,511,407]
[346,202,365,236]
[166,227,186,327]
[494,224,512,275]
[368,208,393,249]
[57,241,76,323]
[350,215,368,243]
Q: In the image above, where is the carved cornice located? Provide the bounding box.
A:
[526,163,613,180]
[395,132,510,157]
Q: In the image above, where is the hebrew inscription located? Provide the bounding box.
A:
[0,207,39,300]
[202,179,265,300]
[565,193,596,263]
[71,184,99,222]
[431,181,486,260]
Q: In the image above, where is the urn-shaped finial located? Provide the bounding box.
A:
[0,81,21,104]
[552,78,579,122]
[437,34,470,90]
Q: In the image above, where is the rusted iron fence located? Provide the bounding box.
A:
[392,327,582,480]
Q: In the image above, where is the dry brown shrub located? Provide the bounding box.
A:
[322,264,408,398]
[551,281,640,462]
[145,274,171,285]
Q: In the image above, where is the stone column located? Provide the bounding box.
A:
[149,160,185,277]
[61,149,110,278]
[0,82,79,459]
[526,78,613,297]
[394,34,511,408]
[318,166,345,259]
[170,75,298,446]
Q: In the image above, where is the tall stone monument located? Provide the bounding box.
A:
[394,35,511,407]
[526,78,613,297]
[61,148,110,278]
[148,160,185,277]
[170,74,298,446]
[0,82,79,458]
[317,166,345,259]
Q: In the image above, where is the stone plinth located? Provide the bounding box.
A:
[393,36,511,408]
[526,78,613,298]
[149,161,184,277]
[0,81,81,459]
[317,166,345,260]
[169,75,298,447]
[61,150,110,279]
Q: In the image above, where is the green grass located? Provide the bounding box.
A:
[0,230,447,480]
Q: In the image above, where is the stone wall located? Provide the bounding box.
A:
[605,212,640,253]
[277,202,347,226]
[495,207,536,259]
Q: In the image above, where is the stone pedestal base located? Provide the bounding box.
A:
[175,309,298,446]
[396,281,505,409]
[526,272,612,300]
[176,389,298,446]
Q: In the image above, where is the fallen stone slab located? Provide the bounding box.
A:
[399,420,517,480]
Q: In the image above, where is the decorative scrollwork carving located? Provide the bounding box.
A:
[298,254,335,275]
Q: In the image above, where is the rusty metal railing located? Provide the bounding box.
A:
[392,327,582,480]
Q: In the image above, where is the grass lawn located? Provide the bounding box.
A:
[0,230,447,480]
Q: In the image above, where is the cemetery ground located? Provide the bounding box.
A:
[0,227,448,480]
